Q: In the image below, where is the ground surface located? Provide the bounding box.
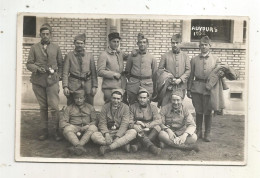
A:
[19,111,245,163]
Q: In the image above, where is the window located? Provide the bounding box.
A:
[230,92,243,100]
[23,16,36,37]
[191,19,232,43]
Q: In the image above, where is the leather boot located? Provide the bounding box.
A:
[100,146,111,156]
[195,113,203,139]
[204,114,212,142]
[149,145,161,155]
[51,111,62,141]
[148,128,159,142]
[38,110,49,141]
[123,144,131,153]
[131,142,141,153]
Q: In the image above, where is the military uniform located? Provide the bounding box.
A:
[97,32,127,103]
[187,36,221,142]
[26,23,63,140]
[91,96,137,151]
[63,34,98,105]
[158,34,190,106]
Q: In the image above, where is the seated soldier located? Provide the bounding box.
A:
[91,89,137,155]
[129,87,162,155]
[59,90,98,156]
[158,89,199,152]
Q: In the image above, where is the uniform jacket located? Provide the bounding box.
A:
[97,47,126,89]
[187,53,221,95]
[59,103,97,129]
[62,50,98,94]
[98,102,130,138]
[129,102,161,129]
[160,103,196,136]
[125,52,157,94]
[159,50,191,89]
[26,42,63,87]
[206,65,239,111]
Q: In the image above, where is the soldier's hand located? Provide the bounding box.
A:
[113,73,121,80]
[173,137,181,145]
[37,67,46,73]
[63,87,70,96]
[81,125,90,132]
[179,133,188,144]
[91,87,97,96]
[133,124,143,132]
[136,121,145,127]
[168,131,176,141]
[175,78,182,85]
[187,91,192,99]
[131,49,138,57]
[105,133,113,145]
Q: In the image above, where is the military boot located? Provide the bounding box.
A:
[148,128,159,142]
[149,145,161,155]
[38,110,49,141]
[51,110,62,141]
[131,142,141,153]
[100,146,111,156]
[204,114,212,142]
[195,113,203,139]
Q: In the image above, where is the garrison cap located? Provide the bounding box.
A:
[73,90,85,98]
[171,34,182,43]
[108,32,121,41]
[200,35,211,44]
[111,88,124,96]
[172,89,184,99]
[138,86,150,96]
[74,33,86,41]
[40,23,52,33]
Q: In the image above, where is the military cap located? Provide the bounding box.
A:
[171,34,182,43]
[40,23,52,33]
[108,32,121,41]
[74,33,86,41]
[111,88,124,96]
[200,35,211,44]
[73,90,85,98]
[171,89,184,99]
[137,33,145,40]
[138,86,150,96]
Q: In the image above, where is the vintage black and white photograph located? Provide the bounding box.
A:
[15,13,248,164]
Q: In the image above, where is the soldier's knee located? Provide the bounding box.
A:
[158,130,168,139]
[88,125,98,132]
[185,133,197,144]
[63,125,75,135]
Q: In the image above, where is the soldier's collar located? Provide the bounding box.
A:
[200,52,210,59]
[139,50,147,55]
[107,46,120,55]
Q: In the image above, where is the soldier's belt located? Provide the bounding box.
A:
[130,74,152,80]
[195,77,207,83]
[69,73,91,81]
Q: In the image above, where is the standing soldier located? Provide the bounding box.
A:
[129,87,162,155]
[62,33,98,106]
[158,34,190,106]
[125,33,157,105]
[187,36,221,142]
[97,32,127,103]
[91,89,137,155]
[26,23,63,141]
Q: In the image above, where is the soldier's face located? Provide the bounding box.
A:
[137,39,148,52]
[199,43,210,54]
[171,95,182,109]
[109,38,120,50]
[138,92,149,106]
[111,93,122,107]
[74,40,85,51]
[74,95,85,106]
[171,41,180,51]
[40,30,51,42]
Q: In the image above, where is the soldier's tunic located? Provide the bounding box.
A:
[97,47,126,103]
[91,102,137,150]
[125,51,157,104]
[63,50,98,105]
[60,103,98,146]
[158,50,190,106]
[26,42,63,130]
[187,52,220,114]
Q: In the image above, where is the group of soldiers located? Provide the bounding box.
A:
[26,23,227,156]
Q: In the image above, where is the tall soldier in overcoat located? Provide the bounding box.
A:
[62,33,98,105]
[26,23,63,141]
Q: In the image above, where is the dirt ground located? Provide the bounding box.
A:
[19,111,245,162]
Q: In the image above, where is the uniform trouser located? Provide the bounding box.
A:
[66,93,94,106]
[63,124,98,146]
[32,83,60,131]
[127,90,153,105]
[91,129,137,150]
[161,89,186,107]
[102,89,113,103]
[158,130,197,145]
[191,92,212,115]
